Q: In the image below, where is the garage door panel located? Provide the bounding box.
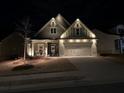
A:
[64,43,91,56]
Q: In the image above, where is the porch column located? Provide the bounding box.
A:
[91,39,97,56]
[45,41,48,57]
[31,42,34,56]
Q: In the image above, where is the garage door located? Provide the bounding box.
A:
[64,43,91,56]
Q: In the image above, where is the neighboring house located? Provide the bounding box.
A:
[93,29,120,54]
[109,24,124,54]
[0,32,24,61]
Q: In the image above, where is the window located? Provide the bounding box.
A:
[50,20,57,34]
[115,39,120,50]
[51,27,57,34]
[77,24,79,28]
[121,39,124,47]
[76,28,80,35]
[51,22,55,27]
[118,28,124,34]
[74,23,81,36]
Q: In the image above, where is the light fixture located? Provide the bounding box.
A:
[92,39,96,43]
[82,39,88,42]
[76,18,80,22]
[69,39,74,43]
[91,33,96,38]
[60,40,64,43]
[76,39,80,42]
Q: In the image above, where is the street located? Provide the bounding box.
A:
[17,83,124,93]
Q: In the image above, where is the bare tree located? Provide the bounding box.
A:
[16,17,32,63]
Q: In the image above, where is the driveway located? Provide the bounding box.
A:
[0,56,124,92]
[67,56,124,84]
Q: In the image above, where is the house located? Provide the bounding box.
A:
[0,32,24,61]
[26,14,97,57]
[0,14,123,61]
[93,29,120,54]
[26,14,124,57]
[109,24,124,54]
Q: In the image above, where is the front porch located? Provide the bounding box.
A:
[27,39,59,57]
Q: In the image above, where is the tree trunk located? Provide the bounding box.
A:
[23,35,27,64]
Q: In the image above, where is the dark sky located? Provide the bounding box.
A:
[0,0,124,39]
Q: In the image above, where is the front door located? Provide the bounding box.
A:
[48,43,59,56]
[37,44,45,56]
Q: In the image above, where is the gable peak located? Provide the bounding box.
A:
[51,17,55,21]
[76,18,80,22]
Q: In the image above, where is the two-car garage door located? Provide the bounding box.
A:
[64,43,92,56]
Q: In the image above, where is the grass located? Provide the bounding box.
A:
[0,58,77,76]
[101,54,124,64]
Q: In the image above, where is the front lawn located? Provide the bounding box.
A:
[0,58,77,76]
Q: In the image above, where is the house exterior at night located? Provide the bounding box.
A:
[0,14,123,61]
[26,14,97,57]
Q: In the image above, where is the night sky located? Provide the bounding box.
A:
[0,0,124,40]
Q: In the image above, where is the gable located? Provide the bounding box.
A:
[34,17,66,39]
[60,19,96,39]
